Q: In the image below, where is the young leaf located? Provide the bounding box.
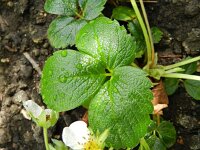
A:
[78,0,107,20]
[128,20,146,58]
[112,6,136,21]
[44,0,78,16]
[156,121,176,148]
[151,27,163,44]
[145,135,166,150]
[45,0,107,48]
[47,17,87,48]
[89,67,153,149]
[41,50,106,111]
[163,78,179,95]
[184,80,200,100]
[76,17,136,69]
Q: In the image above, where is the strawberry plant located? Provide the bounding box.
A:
[23,0,200,149]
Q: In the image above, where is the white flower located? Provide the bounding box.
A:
[62,121,108,150]
[62,121,90,149]
[23,100,59,128]
[23,100,43,118]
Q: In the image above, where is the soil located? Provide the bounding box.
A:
[0,0,200,150]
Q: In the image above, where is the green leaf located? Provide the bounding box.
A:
[47,17,87,48]
[163,78,179,95]
[181,57,197,74]
[156,121,176,148]
[112,6,136,21]
[78,0,107,20]
[184,80,200,100]
[128,20,146,58]
[44,0,78,16]
[41,50,106,111]
[151,27,163,44]
[76,17,136,69]
[146,135,166,150]
[89,67,153,149]
[147,121,157,133]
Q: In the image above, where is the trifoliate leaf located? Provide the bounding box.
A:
[146,135,166,150]
[184,80,200,100]
[41,50,106,111]
[156,121,176,148]
[45,0,107,48]
[128,20,146,58]
[78,0,107,20]
[181,57,197,74]
[164,78,179,95]
[112,6,136,21]
[76,17,136,69]
[151,27,163,44]
[47,17,87,48]
[44,0,78,16]
[89,67,153,149]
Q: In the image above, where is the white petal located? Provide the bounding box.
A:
[44,109,52,115]
[23,100,43,118]
[62,121,90,149]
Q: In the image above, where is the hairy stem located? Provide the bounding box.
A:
[164,56,200,70]
[43,128,50,150]
[162,73,200,81]
[130,0,152,69]
[139,0,155,66]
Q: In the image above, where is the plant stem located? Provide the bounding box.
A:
[139,0,155,66]
[164,56,200,70]
[162,73,200,81]
[43,128,50,150]
[130,0,152,69]
[157,114,160,125]
[165,67,185,73]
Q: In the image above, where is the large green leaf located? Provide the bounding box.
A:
[76,17,136,69]
[89,67,153,148]
[47,17,87,48]
[44,0,78,16]
[41,50,106,111]
[112,6,136,21]
[184,79,200,100]
[78,0,107,20]
[156,121,176,148]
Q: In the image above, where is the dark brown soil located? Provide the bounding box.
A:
[0,0,200,149]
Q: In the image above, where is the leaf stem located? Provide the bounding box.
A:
[139,0,155,66]
[162,73,200,81]
[164,56,200,70]
[43,127,50,150]
[105,73,112,76]
[130,0,152,69]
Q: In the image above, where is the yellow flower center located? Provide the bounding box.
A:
[84,139,102,150]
